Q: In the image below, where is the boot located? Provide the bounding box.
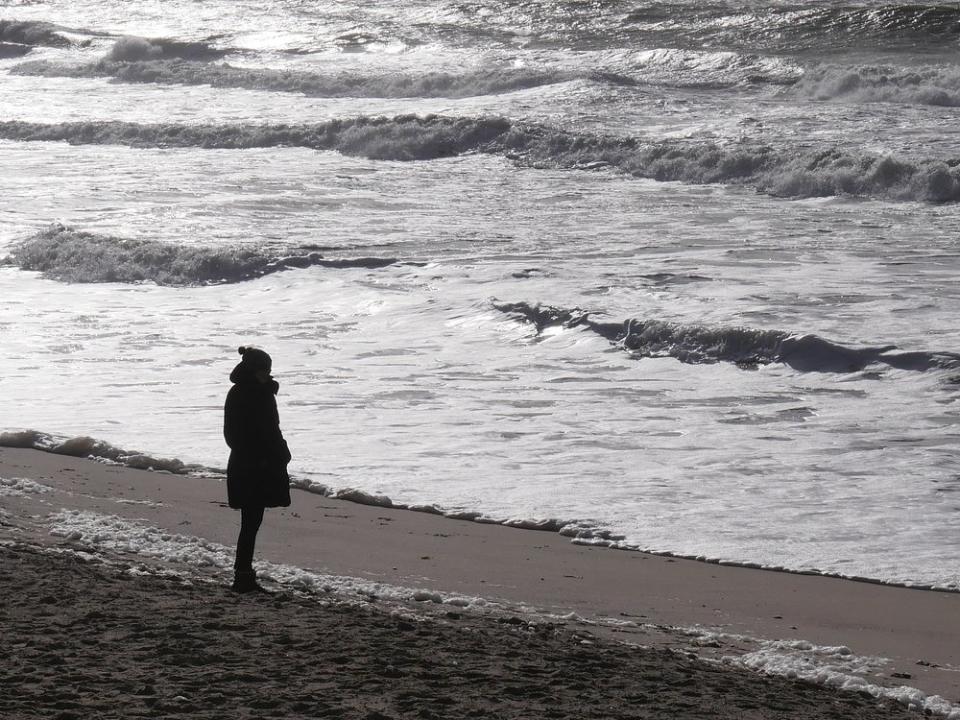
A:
[231,568,267,594]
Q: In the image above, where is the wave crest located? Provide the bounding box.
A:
[12,41,802,94]
[0,115,511,160]
[1,116,958,202]
[501,126,960,203]
[4,224,400,285]
[14,40,624,98]
[494,302,960,374]
[0,19,71,48]
[105,36,228,62]
[791,64,960,107]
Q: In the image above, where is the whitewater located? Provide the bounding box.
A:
[0,0,958,590]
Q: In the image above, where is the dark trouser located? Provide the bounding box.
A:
[234,506,265,571]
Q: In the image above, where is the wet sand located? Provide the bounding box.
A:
[1,447,959,718]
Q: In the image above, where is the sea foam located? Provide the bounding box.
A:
[45,508,488,610]
[791,64,960,107]
[0,429,199,474]
[700,630,960,720]
[0,476,54,497]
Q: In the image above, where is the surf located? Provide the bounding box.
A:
[1,116,958,202]
[3,224,404,285]
[494,301,960,374]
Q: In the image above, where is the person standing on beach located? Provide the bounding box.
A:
[224,346,292,593]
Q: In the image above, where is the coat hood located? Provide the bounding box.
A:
[229,362,280,394]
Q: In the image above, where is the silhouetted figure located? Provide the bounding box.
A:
[224,346,291,593]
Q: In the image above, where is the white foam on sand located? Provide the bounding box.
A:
[113,498,165,507]
[45,508,490,611]
[684,628,960,720]
[0,476,54,497]
[733,644,960,720]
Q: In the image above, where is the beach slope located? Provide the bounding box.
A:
[1,447,958,718]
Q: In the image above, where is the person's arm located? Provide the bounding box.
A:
[263,396,291,464]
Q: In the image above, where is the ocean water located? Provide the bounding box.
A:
[1,0,959,589]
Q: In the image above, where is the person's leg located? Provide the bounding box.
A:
[235,505,265,570]
[233,506,265,592]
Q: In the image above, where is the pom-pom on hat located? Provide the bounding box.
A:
[237,346,272,372]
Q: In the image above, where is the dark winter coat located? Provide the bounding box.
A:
[224,362,292,509]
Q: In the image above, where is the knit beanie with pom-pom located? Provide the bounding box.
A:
[237,346,272,372]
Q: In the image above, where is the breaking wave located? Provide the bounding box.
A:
[0,19,71,49]
[494,302,960,374]
[13,56,586,99]
[0,114,511,159]
[628,48,801,87]
[1,116,959,202]
[103,35,229,62]
[11,35,800,93]
[790,64,960,107]
[0,23,229,59]
[3,224,401,285]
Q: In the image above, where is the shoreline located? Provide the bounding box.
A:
[2,446,959,716]
[4,430,958,594]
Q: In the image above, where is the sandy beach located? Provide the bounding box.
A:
[2,446,959,719]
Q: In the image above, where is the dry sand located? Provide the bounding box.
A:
[1,542,920,720]
[2,446,959,719]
